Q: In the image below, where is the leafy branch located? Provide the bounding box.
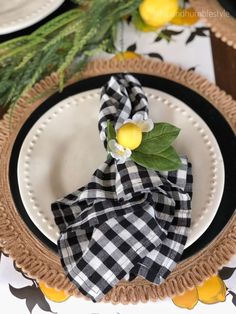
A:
[0,0,142,109]
[106,121,181,171]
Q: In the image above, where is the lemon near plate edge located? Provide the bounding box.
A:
[39,282,70,303]
[139,0,179,28]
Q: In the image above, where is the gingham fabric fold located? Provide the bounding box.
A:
[51,74,193,302]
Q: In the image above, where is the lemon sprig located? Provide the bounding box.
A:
[106,121,181,171]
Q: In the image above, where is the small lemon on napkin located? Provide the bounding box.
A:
[139,0,178,28]
[117,123,142,150]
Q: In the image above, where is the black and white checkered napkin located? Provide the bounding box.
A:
[51,74,193,302]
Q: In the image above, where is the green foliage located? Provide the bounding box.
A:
[0,0,142,108]
[106,120,116,142]
[132,146,181,171]
[136,123,180,154]
[131,122,181,171]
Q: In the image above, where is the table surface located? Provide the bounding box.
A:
[211,34,236,99]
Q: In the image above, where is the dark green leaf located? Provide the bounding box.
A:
[106,120,116,141]
[148,53,164,61]
[219,267,236,280]
[136,123,180,154]
[188,66,196,72]
[186,32,196,44]
[162,29,184,37]
[9,284,56,314]
[196,27,210,32]
[228,291,236,307]
[195,30,208,37]
[155,31,171,43]
[131,146,181,171]
[127,43,137,52]
[9,284,32,300]
[155,29,184,43]
[154,36,162,43]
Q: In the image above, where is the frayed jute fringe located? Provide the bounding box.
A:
[0,58,236,304]
[190,0,236,49]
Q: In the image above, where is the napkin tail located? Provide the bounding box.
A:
[57,207,169,302]
[129,162,193,283]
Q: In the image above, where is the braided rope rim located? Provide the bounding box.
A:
[190,0,236,49]
[0,58,236,304]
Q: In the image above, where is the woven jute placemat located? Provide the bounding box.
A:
[190,0,236,49]
[0,58,236,304]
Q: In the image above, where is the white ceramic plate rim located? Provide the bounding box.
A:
[0,0,64,35]
[17,87,225,249]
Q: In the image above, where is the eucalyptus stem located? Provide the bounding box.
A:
[0,0,142,108]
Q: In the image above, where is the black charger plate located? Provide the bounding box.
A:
[218,0,236,18]
[9,73,236,260]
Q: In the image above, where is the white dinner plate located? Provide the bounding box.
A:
[17,87,225,248]
[0,0,64,35]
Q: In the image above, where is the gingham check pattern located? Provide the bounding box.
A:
[51,74,193,302]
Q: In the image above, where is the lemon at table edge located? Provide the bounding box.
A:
[38,282,70,303]
[113,51,141,60]
[172,287,198,310]
[132,10,158,32]
[171,7,199,26]
[139,0,179,28]
[197,275,226,304]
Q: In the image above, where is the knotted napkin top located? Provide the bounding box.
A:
[51,74,193,302]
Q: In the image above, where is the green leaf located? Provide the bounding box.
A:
[136,122,180,154]
[106,120,116,141]
[131,146,181,171]
[127,43,137,52]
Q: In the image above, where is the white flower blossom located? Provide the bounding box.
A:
[108,139,131,164]
[124,112,154,132]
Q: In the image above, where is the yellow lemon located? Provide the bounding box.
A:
[113,51,141,60]
[39,282,70,303]
[197,275,226,304]
[132,11,158,32]
[171,7,199,26]
[139,0,178,28]
[172,288,198,310]
[117,123,142,150]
